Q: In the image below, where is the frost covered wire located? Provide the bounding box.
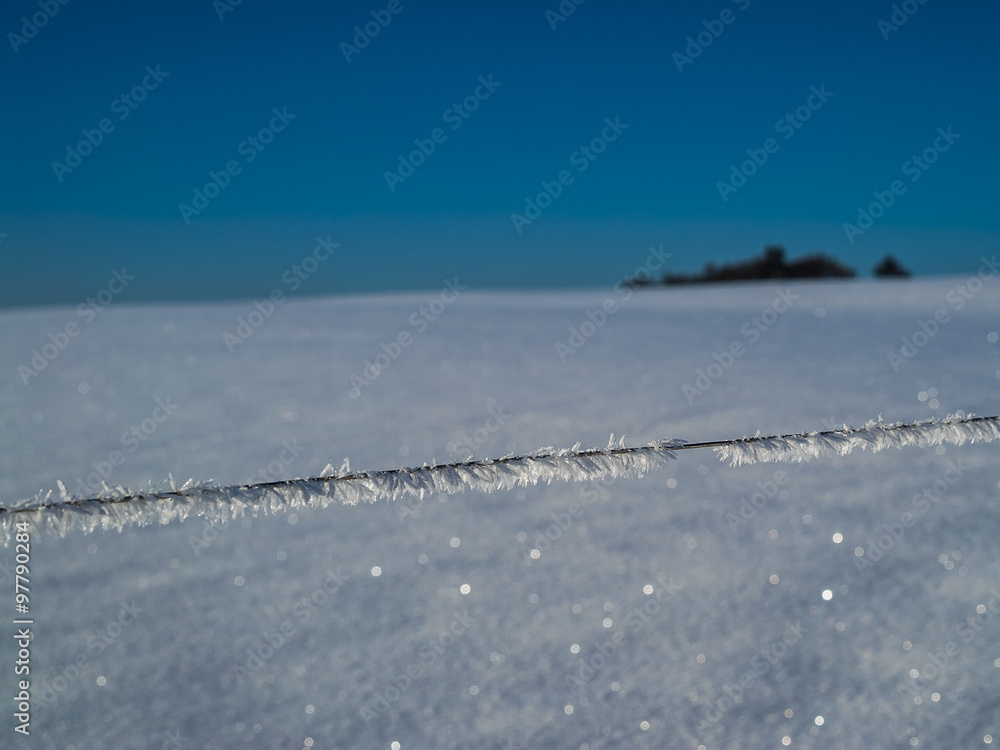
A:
[0,437,684,543]
[1,414,997,543]
[705,413,1000,467]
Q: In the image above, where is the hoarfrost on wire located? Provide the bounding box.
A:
[2,414,996,545]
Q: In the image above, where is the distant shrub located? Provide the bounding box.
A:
[874,254,911,278]
[659,245,855,286]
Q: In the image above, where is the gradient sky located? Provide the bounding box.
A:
[1,0,998,308]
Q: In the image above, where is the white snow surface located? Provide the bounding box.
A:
[1,277,999,749]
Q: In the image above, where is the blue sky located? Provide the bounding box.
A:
[1,0,998,307]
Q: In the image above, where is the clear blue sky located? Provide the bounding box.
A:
[2,0,998,307]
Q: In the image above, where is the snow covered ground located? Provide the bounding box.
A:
[2,271,999,749]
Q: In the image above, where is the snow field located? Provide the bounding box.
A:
[1,276,999,748]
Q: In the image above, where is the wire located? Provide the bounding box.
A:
[2,413,997,541]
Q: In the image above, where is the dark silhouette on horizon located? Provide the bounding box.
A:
[629,245,857,288]
[874,254,911,278]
